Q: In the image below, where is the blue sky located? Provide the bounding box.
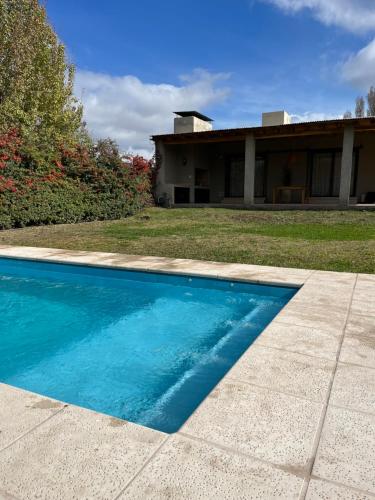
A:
[47,0,375,155]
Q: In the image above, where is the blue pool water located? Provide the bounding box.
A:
[0,257,296,433]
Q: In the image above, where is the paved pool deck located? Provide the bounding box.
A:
[0,246,374,500]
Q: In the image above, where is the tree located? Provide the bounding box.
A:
[343,111,352,119]
[0,0,82,157]
[355,96,365,118]
[367,86,375,117]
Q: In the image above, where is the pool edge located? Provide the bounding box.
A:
[1,245,372,500]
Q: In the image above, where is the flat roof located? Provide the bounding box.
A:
[152,117,375,143]
[174,111,213,122]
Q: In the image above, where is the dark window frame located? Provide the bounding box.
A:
[224,154,268,198]
[308,148,359,198]
[194,167,209,188]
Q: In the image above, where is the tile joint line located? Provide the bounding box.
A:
[0,405,67,455]
[112,435,171,499]
[299,273,359,500]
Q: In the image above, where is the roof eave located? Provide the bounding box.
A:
[151,117,375,143]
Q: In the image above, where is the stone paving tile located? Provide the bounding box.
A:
[0,405,166,500]
[118,257,227,277]
[306,271,357,285]
[351,299,375,317]
[313,406,375,494]
[0,246,310,284]
[357,274,375,284]
[227,344,335,403]
[306,478,375,499]
[257,321,341,361]
[354,289,375,301]
[329,363,375,415]
[219,269,310,286]
[120,434,304,500]
[340,314,375,369]
[0,384,64,450]
[355,275,375,287]
[182,379,322,471]
[193,262,313,286]
[211,262,312,278]
[275,302,348,335]
[351,282,375,315]
[0,246,56,259]
[292,285,353,311]
[0,489,20,500]
[36,251,185,273]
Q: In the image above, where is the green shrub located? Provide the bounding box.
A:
[0,131,153,229]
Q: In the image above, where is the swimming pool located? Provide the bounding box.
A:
[0,257,296,433]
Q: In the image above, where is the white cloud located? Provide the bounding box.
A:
[261,0,375,89]
[75,69,230,156]
[291,111,341,122]
[342,38,375,88]
[261,0,375,33]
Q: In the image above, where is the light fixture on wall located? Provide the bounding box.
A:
[182,157,188,166]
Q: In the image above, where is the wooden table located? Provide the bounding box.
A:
[273,186,307,204]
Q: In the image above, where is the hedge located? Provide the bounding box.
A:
[0,131,153,229]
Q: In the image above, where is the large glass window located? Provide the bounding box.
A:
[195,168,209,188]
[255,157,266,197]
[225,156,266,198]
[227,159,244,197]
[311,153,333,197]
[310,151,357,197]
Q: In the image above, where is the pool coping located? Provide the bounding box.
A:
[0,245,374,500]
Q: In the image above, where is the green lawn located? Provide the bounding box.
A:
[0,207,374,273]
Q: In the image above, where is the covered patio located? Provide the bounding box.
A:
[153,117,375,209]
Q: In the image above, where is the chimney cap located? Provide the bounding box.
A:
[174,111,213,122]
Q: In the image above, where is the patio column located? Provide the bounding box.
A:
[339,125,355,208]
[244,134,256,205]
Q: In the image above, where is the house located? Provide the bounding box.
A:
[152,111,375,208]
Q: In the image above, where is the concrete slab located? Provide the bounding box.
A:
[120,434,304,499]
[292,285,353,311]
[181,379,322,471]
[313,406,375,494]
[275,302,348,335]
[306,478,375,499]
[356,275,375,287]
[340,314,375,368]
[0,384,64,450]
[329,363,375,415]
[256,321,341,361]
[218,267,312,287]
[0,405,166,500]
[351,299,375,317]
[226,344,335,403]
[0,488,20,500]
[306,270,357,285]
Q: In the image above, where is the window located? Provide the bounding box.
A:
[311,153,333,197]
[195,168,209,188]
[310,151,358,197]
[226,159,244,197]
[225,156,266,198]
[255,157,266,197]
